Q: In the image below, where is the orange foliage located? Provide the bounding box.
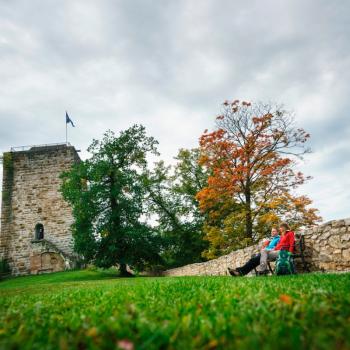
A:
[196,99,321,258]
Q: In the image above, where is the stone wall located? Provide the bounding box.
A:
[0,144,80,275]
[303,218,350,272]
[163,218,350,276]
[30,239,76,274]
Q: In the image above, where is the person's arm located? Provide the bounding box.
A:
[265,236,280,251]
[262,240,270,248]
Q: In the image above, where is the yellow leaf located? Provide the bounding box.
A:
[207,339,218,349]
[86,327,98,337]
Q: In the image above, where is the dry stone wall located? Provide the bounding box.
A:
[0,145,80,275]
[163,218,350,276]
[303,218,350,272]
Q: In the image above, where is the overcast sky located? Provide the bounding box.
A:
[0,0,349,222]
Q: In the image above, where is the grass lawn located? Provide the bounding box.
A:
[0,270,349,350]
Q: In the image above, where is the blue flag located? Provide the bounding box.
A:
[66,112,75,127]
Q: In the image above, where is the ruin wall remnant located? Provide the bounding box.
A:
[163,219,350,276]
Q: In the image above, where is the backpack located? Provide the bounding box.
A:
[275,250,295,275]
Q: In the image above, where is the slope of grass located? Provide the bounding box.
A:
[0,271,349,350]
[0,268,118,290]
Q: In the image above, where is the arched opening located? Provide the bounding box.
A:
[35,223,44,240]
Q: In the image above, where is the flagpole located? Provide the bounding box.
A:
[65,113,68,145]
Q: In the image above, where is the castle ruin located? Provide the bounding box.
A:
[0,143,80,275]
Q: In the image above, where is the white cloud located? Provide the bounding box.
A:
[0,0,349,222]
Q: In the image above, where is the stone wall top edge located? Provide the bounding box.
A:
[304,218,350,230]
[3,145,80,159]
[290,218,350,236]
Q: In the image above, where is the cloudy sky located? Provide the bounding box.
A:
[0,0,349,222]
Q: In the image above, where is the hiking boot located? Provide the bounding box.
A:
[228,267,241,277]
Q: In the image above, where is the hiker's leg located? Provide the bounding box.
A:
[267,250,279,262]
[238,254,261,275]
[258,249,270,272]
[259,250,281,271]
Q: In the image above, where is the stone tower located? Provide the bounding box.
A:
[0,144,80,275]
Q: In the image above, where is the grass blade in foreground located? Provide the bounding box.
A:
[0,270,349,349]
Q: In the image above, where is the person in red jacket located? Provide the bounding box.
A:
[256,222,295,274]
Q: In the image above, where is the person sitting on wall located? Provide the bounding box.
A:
[256,222,295,275]
[228,226,280,276]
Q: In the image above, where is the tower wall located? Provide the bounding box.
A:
[0,144,80,275]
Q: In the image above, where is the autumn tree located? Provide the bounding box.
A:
[196,100,321,258]
[61,126,163,275]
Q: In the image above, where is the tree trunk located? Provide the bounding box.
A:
[119,263,133,277]
[244,184,253,239]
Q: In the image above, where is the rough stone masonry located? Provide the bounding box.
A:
[163,218,350,276]
[0,144,80,275]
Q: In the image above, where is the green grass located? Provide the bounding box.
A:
[0,268,118,290]
[0,270,349,350]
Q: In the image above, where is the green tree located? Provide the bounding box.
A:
[61,125,162,276]
[145,149,208,268]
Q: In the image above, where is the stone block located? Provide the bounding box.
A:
[340,234,350,242]
[319,232,331,241]
[323,225,331,233]
[342,249,350,261]
[337,227,347,234]
[319,254,331,262]
[328,235,343,249]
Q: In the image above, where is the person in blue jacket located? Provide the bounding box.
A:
[228,227,280,276]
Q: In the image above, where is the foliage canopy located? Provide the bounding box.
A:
[61,99,321,265]
[197,100,321,258]
[61,125,162,274]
